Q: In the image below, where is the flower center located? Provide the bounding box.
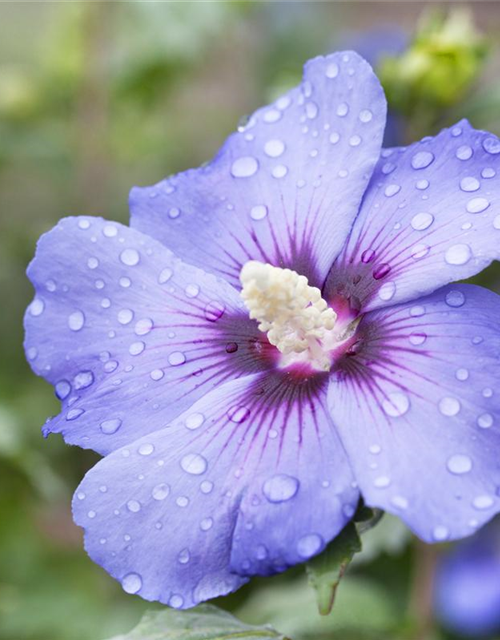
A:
[240,261,337,371]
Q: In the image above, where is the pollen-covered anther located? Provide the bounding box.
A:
[240,261,337,370]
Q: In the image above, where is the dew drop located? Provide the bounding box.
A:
[136,444,153,457]
[297,533,323,559]
[384,184,401,197]
[121,573,142,594]
[473,495,494,510]
[100,418,122,434]
[129,341,145,356]
[411,212,434,230]
[439,397,461,416]
[185,412,205,430]
[74,370,94,390]
[127,500,141,513]
[55,380,71,400]
[336,102,349,117]
[466,197,490,214]
[482,137,500,155]
[200,517,213,531]
[272,164,288,179]
[373,263,391,280]
[231,156,258,178]
[158,268,173,284]
[228,406,250,423]
[68,311,85,331]
[460,176,480,192]
[445,244,471,266]
[359,109,373,123]
[456,145,473,160]
[152,483,170,501]
[411,151,434,169]
[382,392,410,417]
[447,454,472,475]
[181,453,208,475]
[445,290,466,307]
[250,205,268,221]
[361,249,375,263]
[120,248,140,266]
[326,62,339,78]
[263,474,299,503]
[169,351,186,366]
[433,526,449,541]
[477,413,493,429]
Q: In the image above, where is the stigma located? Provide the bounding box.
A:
[240,261,337,371]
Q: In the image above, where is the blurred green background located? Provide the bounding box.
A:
[1,2,500,640]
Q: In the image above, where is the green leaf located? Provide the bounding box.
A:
[306,522,362,616]
[105,605,290,640]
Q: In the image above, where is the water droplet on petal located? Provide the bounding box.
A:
[178,548,190,564]
[477,413,493,429]
[378,281,396,301]
[460,176,480,192]
[297,533,323,559]
[168,594,184,608]
[482,137,500,155]
[359,109,373,123]
[169,351,186,366]
[68,311,85,331]
[263,474,299,503]
[120,248,140,266]
[361,249,375,263]
[185,413,205,430]
[445,244,471,266]
[103,224,118,237]
[127,500,141,513]
[204,301,225,322]
[409,332,427,346]
[181,453,207,475]
[433,526,449,541]
[382,392,410,417]
[135,318,153,335]
[439,397,460,416]
[55,380,71,400]
[466,197,490,214]
[66,408,84,421]
[158,268,173,284]
[129,341,145,356]
[152,483,170,501]
[373,263,391,280]
[384,184,401,197]
[200,517,213,531]
[456,145,473,160]
[74,370,94,390]
[133,441,153,456]
[30,298,45,316]
[411,212,434,230]
[411,151,434,169]
[473,495,494,510]
[100,418,122,434]
[228,406,250,423]
[326,62,339,78]
[336,103,349,117]
[250,205,268,221]
[121,573,142,594]
[447,454,472,475]
[445,290,466,307]
[231,156,258,178]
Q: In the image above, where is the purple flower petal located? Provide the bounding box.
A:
[130,51,386,288]
[325,120,500,311]
[327,284,500,542]
[73,371,358,607]
[24,216,272,455]
[435,519,500,636]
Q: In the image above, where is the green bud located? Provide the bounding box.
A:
[379,8,488,119]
